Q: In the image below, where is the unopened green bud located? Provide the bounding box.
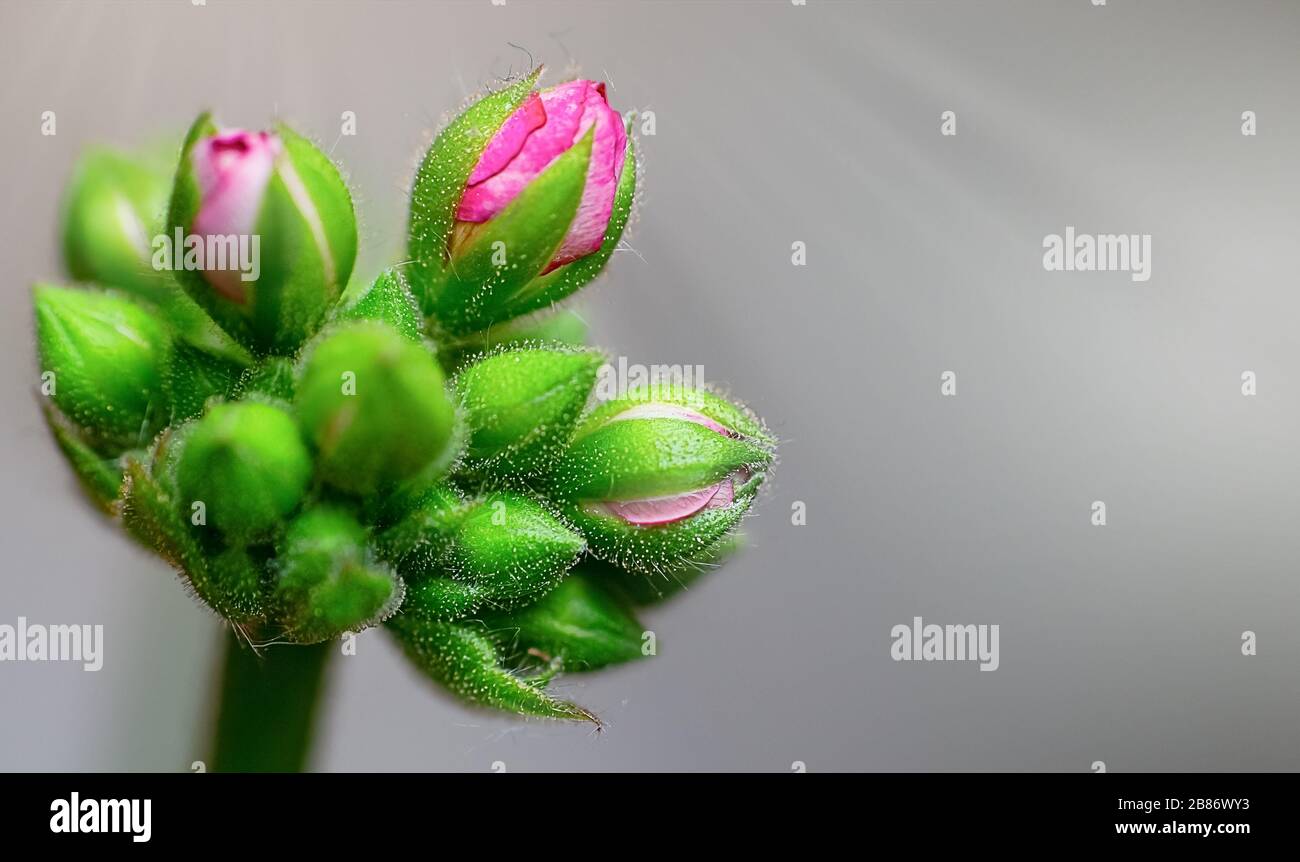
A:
[61,147,169,302]
[275,507,402,643]
[34,285,169,449]
[443,492,584,606]
[484,571,644,671]
[387,617,597,723]
[176,401,311,538]
[454,346,602,477]
[390,491,585,622]
[295,322,458,495]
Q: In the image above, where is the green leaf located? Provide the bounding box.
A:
[406,69,542,309]
[432,128,593,335]
[387,617,598,723]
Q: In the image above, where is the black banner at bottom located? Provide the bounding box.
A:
[0,773,1282,847]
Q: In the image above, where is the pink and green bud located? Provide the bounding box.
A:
[453,345,604,478]
[546,386,773,573]
[407,71,636,336]
[166,114,357,353]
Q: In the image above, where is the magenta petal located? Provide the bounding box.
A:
[467,92,546,186]
[607,481,727,526]
[190,130,280,302]
[457,81,589,223]
[547,82,627,268]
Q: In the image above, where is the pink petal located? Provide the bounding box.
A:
[546,82,627,269]
[467,92,546,186]
[606,481,727,526]
[457,81,588,223]
[706,477,735,510]
[605,403,732,436]
[191,130,280,302]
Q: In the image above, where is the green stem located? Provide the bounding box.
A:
[209,630,333,773]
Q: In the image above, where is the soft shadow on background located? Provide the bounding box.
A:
[2,0,1298,771]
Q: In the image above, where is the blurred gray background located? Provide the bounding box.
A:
[2,0,1298,771]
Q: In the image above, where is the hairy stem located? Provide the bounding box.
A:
[209,630,333,772]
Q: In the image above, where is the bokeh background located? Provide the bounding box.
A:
[2,0,1298,771]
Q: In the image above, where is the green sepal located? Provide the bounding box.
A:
[247,123,357,353]
[406,69,542,308]
[121,453,235,620]
[233,356,296,402]
[294,321,458,495]
[33,284,170,451]
[162,340,243,424]
[399,577,484,624]
[576,383,774,446]
[501,130,636,320]
[483,571,644,671]
[387,617,598,723]
[438,307,589,371]
[208,546,271,623]
[590,533,744,604]
[548,417,771,502]
[454,345,603,478]
[41,401,127,511]
[175,401,312,540]
[274,507,403,644]
[61,147,170,303]
[431,128,593,335]
[374,483,466,574]
[333,267,423,342]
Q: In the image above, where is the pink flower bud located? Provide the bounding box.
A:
[190,130,281,302]
[455,79,627,271]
